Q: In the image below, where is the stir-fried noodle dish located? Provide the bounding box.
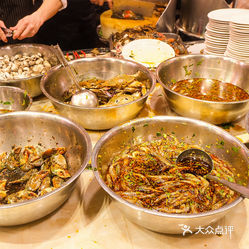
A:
[105,134,238,214]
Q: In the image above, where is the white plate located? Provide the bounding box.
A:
[206,24,229,32]
[227,48,249,56]
[208,8,249,22]
[205,33,229,42]
[204,50,224,56]
[227,44,249,51]
[231,13,249,25]
[206,30,229,37]
[121,39,175,68]
[230,31,249,37]
[229,38,249,44]
[205,39,228,47]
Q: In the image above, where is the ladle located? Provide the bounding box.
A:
[53,45,98,108]
[176,148,249,198]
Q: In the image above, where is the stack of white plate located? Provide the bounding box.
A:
[205,9,249,56]
[225,11,249,63]
[205,9,231,55]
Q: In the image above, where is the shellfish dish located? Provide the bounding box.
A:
[0,52,53,81]
[0,145,70,204]
[105,133,238,214]
[63,71,150,107]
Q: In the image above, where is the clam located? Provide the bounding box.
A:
[0,52,52,81]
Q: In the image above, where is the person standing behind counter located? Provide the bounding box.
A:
[37,0,113,50]
[0,0,67,44]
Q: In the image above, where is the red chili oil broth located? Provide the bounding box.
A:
[169,78,249,102]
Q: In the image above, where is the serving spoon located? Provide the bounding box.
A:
[176,148,249,198]
[53,44,98,108]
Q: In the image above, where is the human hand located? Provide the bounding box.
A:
[90,0,113,9]
[10,11,44,40]
[0,20,8,43]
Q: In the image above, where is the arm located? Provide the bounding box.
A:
[90,0,113,8]
[11,0,66,40]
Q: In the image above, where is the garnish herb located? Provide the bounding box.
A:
[183,65,192,76]
[197,59,204,66]
[231,147,239,153]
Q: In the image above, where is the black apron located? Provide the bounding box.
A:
[0,0,41,46]
[37,0,98,50]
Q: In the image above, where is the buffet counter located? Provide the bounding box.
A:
[0,168,248,249]
[0,48,249,249]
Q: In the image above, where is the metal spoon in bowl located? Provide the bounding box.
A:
[176,148,249,198]
[53,44,98,108]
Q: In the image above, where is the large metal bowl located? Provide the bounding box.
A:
[0,111,91,226]
[0,86,32,112]
[92,116,249,234]
[156,55,249,124]
[40,57,155,130]
[0,44,58,97]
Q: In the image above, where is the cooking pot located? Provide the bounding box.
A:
[176,0,237,38]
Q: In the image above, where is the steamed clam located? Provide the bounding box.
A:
[0,52,52,81]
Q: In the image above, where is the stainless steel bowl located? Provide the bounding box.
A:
[177,0,232,39]
[40,57,155,130]
[245,112,249,134]
[92,116,249,234]
[156,54,249,124]
[0,86,32,112]
[0,44,58,97]
[0,111,91,226]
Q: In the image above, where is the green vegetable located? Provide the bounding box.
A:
[220,123,234,130]
[129,50,135,58]
[232,147,239,153]
[2,101,11,105]
[197,59,204,66]
[86,164,92,170]
[183,65,192,76]
[216,140,225,148]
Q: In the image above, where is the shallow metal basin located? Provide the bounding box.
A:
[0,44,58,97]
[0,111,91,226]
[40,57,155,130]
[156,54,249,124]
[92,116,249,234]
